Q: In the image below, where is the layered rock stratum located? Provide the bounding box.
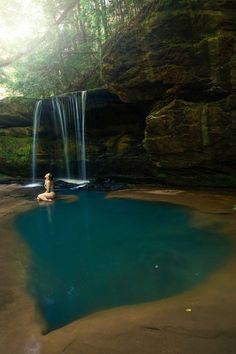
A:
[102,0,236,185]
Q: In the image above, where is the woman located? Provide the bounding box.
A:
[37,173,56,202]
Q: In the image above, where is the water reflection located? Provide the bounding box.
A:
[38,201,54,224]
[16,191,232,331]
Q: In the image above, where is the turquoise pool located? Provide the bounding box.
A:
[16,191,232,331]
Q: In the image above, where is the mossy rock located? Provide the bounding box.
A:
[116,135,132,155]
[152,168,236,188]
[102,0,236,102]
[0,136,32,176]
[0,96,35,128]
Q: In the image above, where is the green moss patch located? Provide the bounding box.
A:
[0,136,32,176]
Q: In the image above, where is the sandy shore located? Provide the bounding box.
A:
[0,185,236,354]
[0,184,45,354]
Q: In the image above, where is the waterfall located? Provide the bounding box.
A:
[31,91,88,184]
[52,91,88,181]
[80,91,87,180]
[32,100,42,184]
[52,97,71,179]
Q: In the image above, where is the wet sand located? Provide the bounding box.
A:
[0,185,236,354]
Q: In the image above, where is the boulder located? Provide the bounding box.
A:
[102,0,236,185]
[102,0,236,103]
[144,98,236,169]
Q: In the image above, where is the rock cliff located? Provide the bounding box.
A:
[102,0,236,185]
[1,0,236,186]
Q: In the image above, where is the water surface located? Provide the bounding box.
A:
[16,191,231,331]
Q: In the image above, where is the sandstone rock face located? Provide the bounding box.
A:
[102,0,236,185]
[145,98,236,169]
[85,89,150,180]
[0,97,35,128]
[103,0,236,103]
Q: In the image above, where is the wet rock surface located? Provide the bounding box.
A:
[0,179,128,197]
[1,184,236,354]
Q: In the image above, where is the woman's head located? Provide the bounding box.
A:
[44,173,53,181]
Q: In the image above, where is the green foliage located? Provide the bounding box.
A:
[0,0,150,98]
[0,136,32,165]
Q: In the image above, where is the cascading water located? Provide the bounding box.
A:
[79,91,87,181]
[52,91,88,182]
[32,100,42,185]
[31,91,88,185]
[52,97,71,179]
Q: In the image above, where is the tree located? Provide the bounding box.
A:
[0,0,150,98]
